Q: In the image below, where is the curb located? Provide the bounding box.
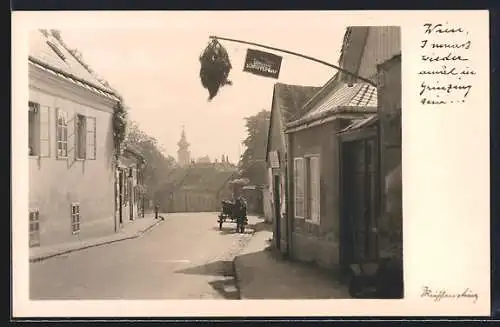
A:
[29,219,163,263]
[232,258,244,300]
[231,228,257,300]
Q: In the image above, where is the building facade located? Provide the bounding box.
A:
[115,147,147,226]
[285,83,378,270]
[29,30,120,248]
[376,54,402,261]
[265,83,322,254]
[159,162,237,213]
[278,26,401,272]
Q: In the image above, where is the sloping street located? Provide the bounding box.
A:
[30,213,257,300]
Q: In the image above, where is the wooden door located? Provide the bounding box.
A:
[342,137,379,263]
[273,175,281,250]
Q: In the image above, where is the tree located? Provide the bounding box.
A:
[124,121,175,204]
[238,109,271,185]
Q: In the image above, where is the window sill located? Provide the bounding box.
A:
[56,157,68,160]
[29,155,39,159]
[75,158,85,161]
[305,219,321,225]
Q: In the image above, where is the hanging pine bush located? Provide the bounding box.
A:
[113,100,127,159]
[199,38,233,101]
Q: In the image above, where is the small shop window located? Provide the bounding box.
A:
[71,203,80,234]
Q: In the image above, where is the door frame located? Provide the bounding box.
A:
[338,127,380,266]
[273,174,281,250]
[118,169,124,225]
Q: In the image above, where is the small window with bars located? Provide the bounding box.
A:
[29,209,40,247]
[71,203,80,234]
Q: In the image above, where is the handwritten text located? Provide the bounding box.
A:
[418,22,476,106]
[421,286,478,303]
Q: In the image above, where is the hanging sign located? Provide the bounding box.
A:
[269,151,280,168]
[243,49,282,79]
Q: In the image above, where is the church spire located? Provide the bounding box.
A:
[177,125,189,149]
[177,125,190,166]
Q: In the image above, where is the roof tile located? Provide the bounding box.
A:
[303,82,377,120]
[29,30,115,95]
[273,83,322,123]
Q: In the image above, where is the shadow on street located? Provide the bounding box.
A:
[208,279,240,300]
[235,248,351,299]
[175,260,234,277]
[211,225,254,235]
[175,260,240,299]
[247,221,272,233]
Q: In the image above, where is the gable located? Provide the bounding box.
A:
[266,93,285,161]
[357,26,401,80]
[266,83,322,160]
[338,26,370,83]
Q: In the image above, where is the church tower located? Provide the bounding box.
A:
[177,126,191,166]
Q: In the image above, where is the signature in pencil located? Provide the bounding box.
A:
[421,286,478,303]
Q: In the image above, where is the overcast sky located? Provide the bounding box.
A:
[59,12,345,163]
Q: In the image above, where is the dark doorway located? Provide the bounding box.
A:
[273,175,281,250]
[118,170,123,225]
[129,178,134,221]
[340,137,379,265]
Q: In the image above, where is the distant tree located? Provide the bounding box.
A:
[238,109,271,185]
[124,121,175,203]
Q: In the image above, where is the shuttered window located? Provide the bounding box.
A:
[307,156,321,224]
[293,157,305,218]
[76,114,87,159]
[86,117,96,159]
[28,102,39,156]
[39,106,50,157]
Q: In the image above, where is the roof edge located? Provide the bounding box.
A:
[286,104,377,129]
[265,85,278,162]
[377,53,402,70]
[29,55,119,100]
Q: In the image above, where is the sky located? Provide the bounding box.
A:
[59,12,346,164]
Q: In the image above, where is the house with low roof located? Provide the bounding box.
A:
[282,26,401,274]
[158,162,237,213]
[115,146,147,226]
[29,29,121,248]
[265,82,322,254]
[284,81,378,270]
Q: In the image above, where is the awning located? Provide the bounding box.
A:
[338,114,379,134]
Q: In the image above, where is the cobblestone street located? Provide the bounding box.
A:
[30,213,256,300]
